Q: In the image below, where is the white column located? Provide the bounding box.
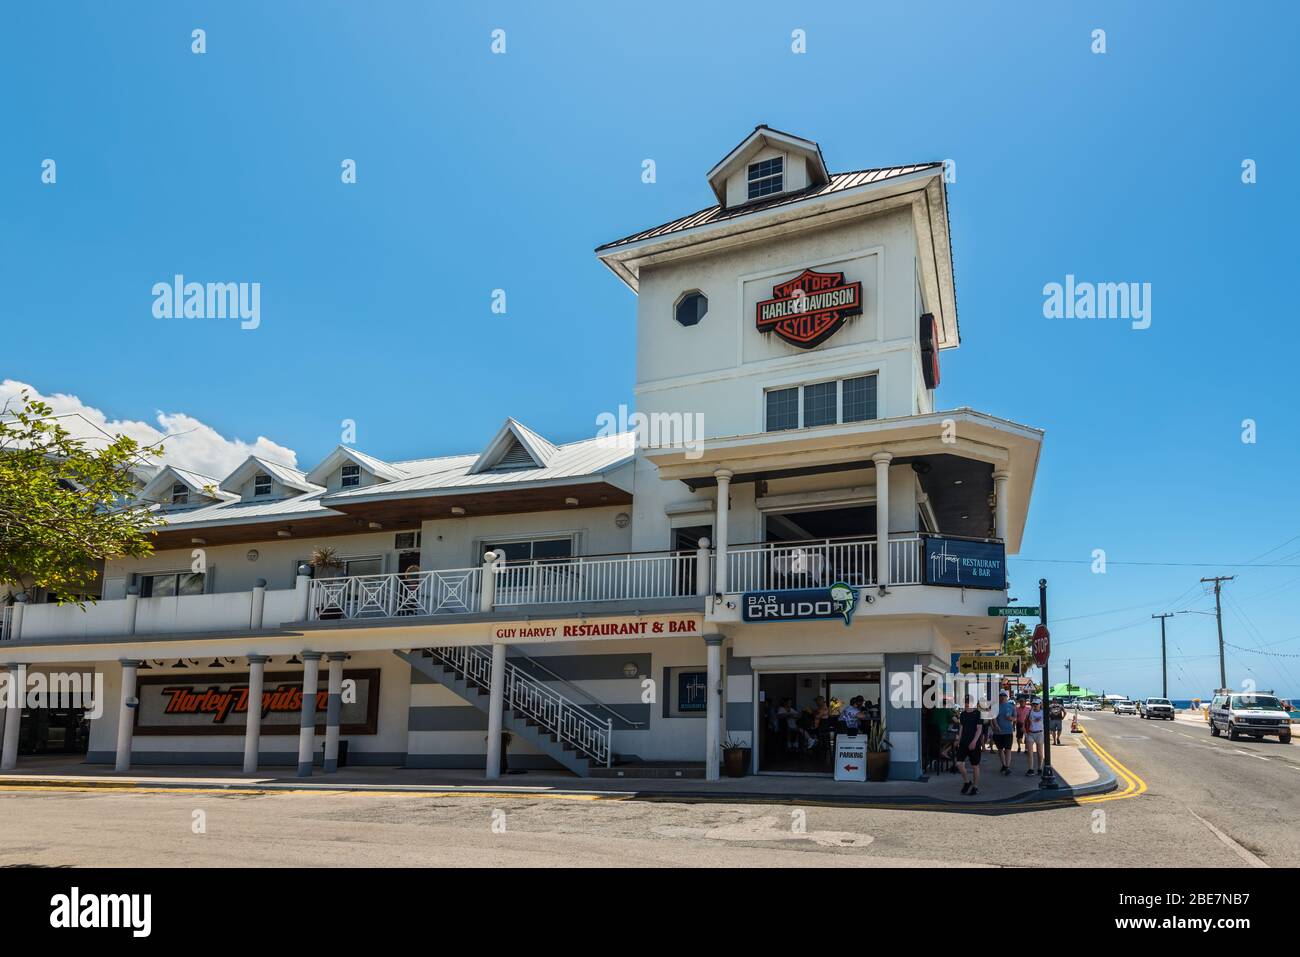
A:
[479,551,499,612]
[242,655,267,774]
[704,636,723,782]
[124,588,139,635]
[992,470,1010,542]
[296,652,321,777]
[1,663,24,771]
[114,659,140,771]
[694,537,712,596]
[713,470,733,594]
[485,643,507,780]
[294,566,312,621]
[250,579,267,630]
[323,654,345,773]
[873,452,893,590]
[8,595,26,641]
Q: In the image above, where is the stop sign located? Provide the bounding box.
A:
[1032,624,1051,667]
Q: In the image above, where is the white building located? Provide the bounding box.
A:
[0,127,1043,783]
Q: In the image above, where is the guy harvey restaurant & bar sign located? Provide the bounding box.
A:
[133,669,381,735]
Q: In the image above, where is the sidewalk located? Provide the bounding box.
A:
[0,735,1113,808]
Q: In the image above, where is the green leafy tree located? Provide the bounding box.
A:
[1003,620,1034,674]
[0,392,159,602]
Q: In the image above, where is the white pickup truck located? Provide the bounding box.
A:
[1114,700,1137,715]
[1140,697,1175,720]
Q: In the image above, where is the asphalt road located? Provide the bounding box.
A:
[0,715,1293,867]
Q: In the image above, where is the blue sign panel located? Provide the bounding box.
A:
[741,583,860,626]
[677,671,708,713]
[923,537,1007,590]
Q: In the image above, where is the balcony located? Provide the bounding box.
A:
[1,587,301,644]
[0,534,1003,641]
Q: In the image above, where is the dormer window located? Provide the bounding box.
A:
[747,156,783,199]
[253,473,272,497]
[341,464,361,489]
[171,482,188,505]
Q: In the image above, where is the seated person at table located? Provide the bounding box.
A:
[840,696,866,733]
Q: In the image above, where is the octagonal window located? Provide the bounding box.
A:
[675,291,707,327]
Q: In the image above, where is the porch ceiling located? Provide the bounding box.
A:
[647,409,1043,551]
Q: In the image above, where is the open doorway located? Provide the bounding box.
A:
[764,505,873,543]
[757,671,881,774]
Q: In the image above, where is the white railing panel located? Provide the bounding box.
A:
[727,538,876,592]
[309,568,482,620]
[0,605,10,641]
[492,551,696,606]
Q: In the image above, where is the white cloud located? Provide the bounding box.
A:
[0,379,298,479]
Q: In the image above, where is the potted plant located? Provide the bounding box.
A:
[309,546,342,576]
[865,720,891,782]
[721,736,751,778]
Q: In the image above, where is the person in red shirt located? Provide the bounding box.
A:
[1014,698,1031,752]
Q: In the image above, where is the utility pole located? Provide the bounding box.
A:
[1201,576,1234,691]
[1066,658,1072,692]
[1152,613,1173,699]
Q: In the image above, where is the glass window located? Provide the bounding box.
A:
[343,557,383,577]
[140,572,205,597]
[803,381,837,427]
[341,464,361,488]
[765,387,799,432]
[171,482,188,505]
[253,474,272,497]
[484,539,573,562]
[747,157,784,199]
[842,375,878,422]
[675,292,707,327]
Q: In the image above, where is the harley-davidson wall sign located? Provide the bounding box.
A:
[755,268,863,348]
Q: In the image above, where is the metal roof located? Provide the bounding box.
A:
[145,431,635,530]
[596,164,942,252]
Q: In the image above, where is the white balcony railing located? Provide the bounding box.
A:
[727,536,923,591]
[0,605,11,641]
[492,550,699,607]
[309,568,482,620]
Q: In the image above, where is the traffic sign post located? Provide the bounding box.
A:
[1036,579,1059,789]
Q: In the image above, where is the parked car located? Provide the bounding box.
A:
[1114,700,1137,715]
[1140,697,1175,720]
[1209,692,1293,743]
[1075,699,1100,711]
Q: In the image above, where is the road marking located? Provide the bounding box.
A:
[1076,729,1147,804]
[1186,808,1268,868]
[1233,750,1269,761]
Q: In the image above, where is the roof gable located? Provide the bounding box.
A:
[706,125,829,204]
[138,464,236,505]
[304,445,404,486]
[468,419,559,475]
[219,455,321,496]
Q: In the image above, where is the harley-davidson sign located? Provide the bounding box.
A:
[133,669,380,736]
[756,268,863,348]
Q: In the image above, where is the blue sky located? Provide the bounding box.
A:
[3,1,1298,698]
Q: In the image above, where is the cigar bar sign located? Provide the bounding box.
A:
[134,669,380,735]
[755,268,863,349]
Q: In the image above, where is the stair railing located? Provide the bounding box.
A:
[430,645,613,767]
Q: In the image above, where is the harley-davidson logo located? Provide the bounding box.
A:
[755,268,863,348]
